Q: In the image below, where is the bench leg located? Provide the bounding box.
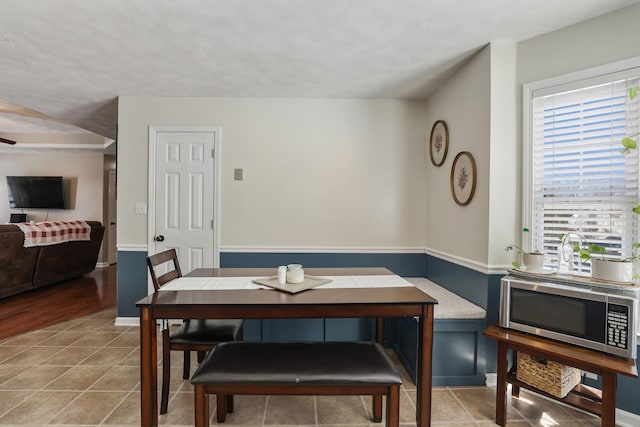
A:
[386,386,400,427]
[226,394,234,413]
[216,393,227,423]
[194,384,209,427]
[183,351,191,379]
[372,395,382,422]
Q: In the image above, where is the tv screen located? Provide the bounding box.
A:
[6,176,66,209]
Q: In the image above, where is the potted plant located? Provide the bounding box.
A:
[505,245,545,271]
[505,228,545,271]
[591,257,634,283]
[559,232,635,283]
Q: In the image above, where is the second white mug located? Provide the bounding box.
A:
[286,264,304,284]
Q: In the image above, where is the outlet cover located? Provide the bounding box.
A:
[584,371,598,381]
[234,168,243,181]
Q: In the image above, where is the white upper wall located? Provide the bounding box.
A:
[424,46,491,269]
[117,97,427,249]
[517,3,640,86]
[488,42,518,269]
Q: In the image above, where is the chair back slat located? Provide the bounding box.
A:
[146,249,183,291]
[156,270,181,287]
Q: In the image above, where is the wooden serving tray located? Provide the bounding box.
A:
[252,275,333,294]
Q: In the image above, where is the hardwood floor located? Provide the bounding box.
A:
[0,264,117,340]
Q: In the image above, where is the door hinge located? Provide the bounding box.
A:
[211,219,214,229]
[212,148,215,158]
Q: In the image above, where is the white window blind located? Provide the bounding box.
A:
[530,75,640,273]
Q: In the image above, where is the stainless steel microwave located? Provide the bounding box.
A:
[500,276,638,359]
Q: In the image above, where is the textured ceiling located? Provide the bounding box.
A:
[0,0,639,143]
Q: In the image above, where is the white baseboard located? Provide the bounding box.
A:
[485,373,497,387]
[616,408,640,427]
[114,317,139,327]
[114,317,183,327]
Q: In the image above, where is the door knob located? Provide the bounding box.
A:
[154,235,165,242]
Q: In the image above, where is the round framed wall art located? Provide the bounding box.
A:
[429,120,449,166]
[450,151,476,206]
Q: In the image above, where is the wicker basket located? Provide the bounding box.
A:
[516,352,581,398]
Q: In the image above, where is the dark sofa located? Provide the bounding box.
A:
[0,220,105,299]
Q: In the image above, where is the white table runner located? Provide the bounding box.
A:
[159,274,414,291]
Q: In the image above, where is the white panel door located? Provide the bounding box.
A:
[153,130,216,273]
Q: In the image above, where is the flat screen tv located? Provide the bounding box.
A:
[6,176,66,209]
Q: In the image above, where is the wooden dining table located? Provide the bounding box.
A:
[136,267,438,427]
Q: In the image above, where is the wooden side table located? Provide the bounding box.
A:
[484,324,638,427]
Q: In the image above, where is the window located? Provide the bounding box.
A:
[524,66,640,273]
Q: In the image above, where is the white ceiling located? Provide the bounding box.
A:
[0,0,639,145]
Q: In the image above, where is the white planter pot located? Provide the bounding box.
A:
[522,252,545,271]
[591,258,632,283]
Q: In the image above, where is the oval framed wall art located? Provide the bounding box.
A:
[450,151,476,206]
[429,120,449,166]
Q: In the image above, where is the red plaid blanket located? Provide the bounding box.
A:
[17,220,91,248]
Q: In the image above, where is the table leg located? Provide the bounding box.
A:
[140,307,158,427]
[372,317,385,422]
[601,372,617,427]
[416,304,434,427]
[496,341,508,427]
[510,350,520,398]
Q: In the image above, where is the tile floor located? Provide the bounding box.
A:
[0,308,601,426]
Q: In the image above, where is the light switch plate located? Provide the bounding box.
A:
[135,202,147,214]
[234,168,243,181]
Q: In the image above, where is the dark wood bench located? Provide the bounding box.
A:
[190,341,403,427]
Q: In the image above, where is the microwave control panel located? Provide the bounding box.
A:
[607,304,629,349]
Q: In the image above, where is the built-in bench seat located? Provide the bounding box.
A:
[395,278,487,386]
[405,277,486,320]
[190,341,402,427]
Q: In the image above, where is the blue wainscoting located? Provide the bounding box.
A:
[617,356,640,415]
[424,255,489,309]
[116,250,149,317]
[220,252,426,277]
[394,316,486,386]
[486,274,503,373]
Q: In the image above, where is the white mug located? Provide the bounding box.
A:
[277,266,287,285]
[286,264,304,284]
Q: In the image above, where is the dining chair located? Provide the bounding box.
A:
[146,249,243,414]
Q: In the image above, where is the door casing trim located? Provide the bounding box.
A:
[147,126,222,293]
